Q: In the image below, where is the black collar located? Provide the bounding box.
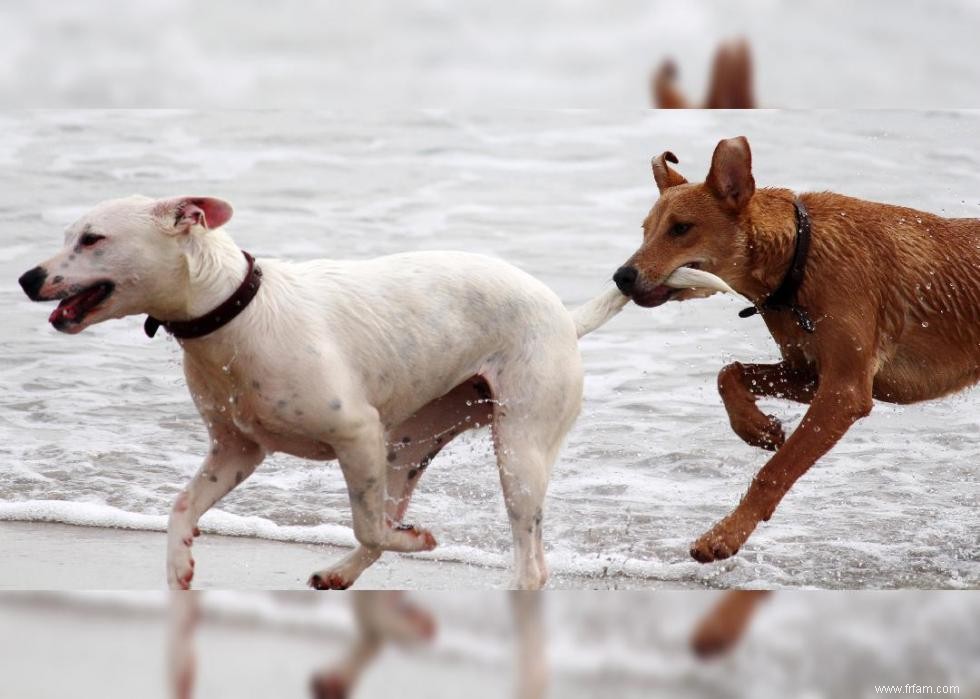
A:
[145,251,263,339]
[738,198,815,333]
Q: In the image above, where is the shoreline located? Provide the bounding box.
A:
[0,520,686,590]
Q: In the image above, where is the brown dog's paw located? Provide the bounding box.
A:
[691,590,768,658]
[690,512,758,563]
[308,573,351,590]
[310,673,348,699]
[691,620,741,658]
[731,411,785,451]
[691,603,748,657]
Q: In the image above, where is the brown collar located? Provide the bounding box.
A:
[144,251,263,339]
[738,198,815,333]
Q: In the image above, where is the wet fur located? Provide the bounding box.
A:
[621,137,980,562]
[21,195,626,590]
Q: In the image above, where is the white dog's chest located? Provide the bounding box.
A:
[232,401,338,460]
[195,374,339,461]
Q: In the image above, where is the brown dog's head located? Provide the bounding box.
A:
[613,136,755,307]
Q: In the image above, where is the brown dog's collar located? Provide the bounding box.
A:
[144,251,263,339]
[739,198,815,333]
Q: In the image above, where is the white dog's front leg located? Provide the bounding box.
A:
[309,415,436,590]
[311,592,436,698]
[168,592,199,699]
[167,427,264,589]
[336,420,438,553]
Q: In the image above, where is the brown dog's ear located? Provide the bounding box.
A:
[704,39,755,109]
[651,151,688,193]
[651,59,689,109]
[705,136,755,211]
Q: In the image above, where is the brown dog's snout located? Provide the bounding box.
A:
[18,266,47,300]
[613,265,638,295]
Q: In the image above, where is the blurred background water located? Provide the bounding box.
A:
[0,109,978,589]
[1,0,979,108]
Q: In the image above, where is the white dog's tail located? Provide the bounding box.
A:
[572,287,629,338]
[572,268,736,338]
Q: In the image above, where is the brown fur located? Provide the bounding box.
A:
[690,591,770,658]
[651,39,756,109]
[620,136,980,563]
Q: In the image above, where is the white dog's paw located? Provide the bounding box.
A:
[310,672,349,699]
[167,537,196,590]
[385,524,438,553]
[374,594,437,644]
[308,571,353,590]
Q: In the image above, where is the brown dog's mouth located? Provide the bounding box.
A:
[48,281,114,329]
[632,285,678,308]
[632,262,702,308]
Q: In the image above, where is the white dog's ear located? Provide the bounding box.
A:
[156,197,234,234]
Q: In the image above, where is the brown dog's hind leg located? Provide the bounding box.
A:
[690,590,770,658]
[694,353,874,563]
[718,361,817,451]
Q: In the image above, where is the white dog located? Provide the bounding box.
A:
[19,195,731,590]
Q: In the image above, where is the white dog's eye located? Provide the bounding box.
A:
[79,232,106,247]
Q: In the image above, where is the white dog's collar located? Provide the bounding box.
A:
[145,250,262,340]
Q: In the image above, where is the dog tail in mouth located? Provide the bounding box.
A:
[572,268,735,338]
[664,267,736,295]
[572,286,630,338]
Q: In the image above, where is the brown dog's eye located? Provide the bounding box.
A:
[669,222,693,237]
[79,232,105,247]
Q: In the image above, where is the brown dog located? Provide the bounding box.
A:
[614,136,980,563]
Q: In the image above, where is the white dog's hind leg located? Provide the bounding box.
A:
[492,352,582,590]
[310,380,493,589]
[511,591,548,699]
[494,428,551,590]
[167,425,264,589]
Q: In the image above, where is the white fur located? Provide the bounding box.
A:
[27,195,626,590]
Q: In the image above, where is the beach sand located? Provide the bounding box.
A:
[0,521,680,590]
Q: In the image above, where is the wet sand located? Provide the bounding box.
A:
[0,521,681,590]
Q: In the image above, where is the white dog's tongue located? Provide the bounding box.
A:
[663,267,735,295]
[49,287,100,324]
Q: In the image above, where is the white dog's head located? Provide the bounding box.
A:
[18,195,233,334]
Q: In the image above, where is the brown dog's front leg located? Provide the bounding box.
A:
[693,365,873,563]
[718,361,817,451]
[690,590,770,658]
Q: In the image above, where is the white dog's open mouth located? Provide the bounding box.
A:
[48,281,114,329]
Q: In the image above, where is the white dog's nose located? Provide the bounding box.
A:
[18,266,47,300]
